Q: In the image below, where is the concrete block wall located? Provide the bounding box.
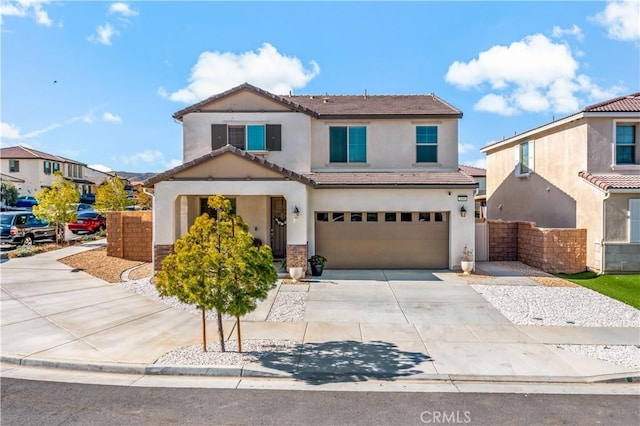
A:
[488,220,518,261]
[107,211,153,262]
[487,220,586,274]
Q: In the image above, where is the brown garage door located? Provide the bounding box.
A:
[315,211,449,269]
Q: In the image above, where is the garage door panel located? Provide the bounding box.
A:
[315,212,449,269]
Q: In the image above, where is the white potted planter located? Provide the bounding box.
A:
[289,267,304,282]
[461,245,474,275]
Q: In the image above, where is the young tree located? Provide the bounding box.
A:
[1,182,19,206]
[156,195,277,353]
[32,172,80,244]
[94,176,129,214]
[134,187,153,209]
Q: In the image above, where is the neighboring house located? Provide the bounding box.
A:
[459,165,486,218]
[144,83,477,271]
[0,145,103,196]
[480,93,640,273]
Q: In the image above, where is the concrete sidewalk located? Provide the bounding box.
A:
[1,242,639,385]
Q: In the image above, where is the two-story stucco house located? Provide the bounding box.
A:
[144,83,477,271]
[0,145,111,197]
[480,93,640,273]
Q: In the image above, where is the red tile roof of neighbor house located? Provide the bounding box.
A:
[480,92,640,152]
[143,145,477,188]
[458,165,486,177]
[579,171,640,191]
[582,92,640,112]
[173,82,462,120]
[0,145,85,165]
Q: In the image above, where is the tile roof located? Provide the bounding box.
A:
[579,171,640,191]
[582,93,640,113]
[458,164,486,177]
[142,145,314,187]
[480,92,640,152]
[0,145,85,165]
[173,82,462,120]
[289,93,462,118]
[302,171,477,187]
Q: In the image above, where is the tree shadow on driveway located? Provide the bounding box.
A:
[258,340,432,384]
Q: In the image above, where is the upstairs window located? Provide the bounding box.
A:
[9,159,19,172]
[43,161,51,175]
[211,124,281,152]
[516,140,534,176]
[416,126,438,163]
[616,125,636,164]
[329,126,367,163]
[53,162,60,173]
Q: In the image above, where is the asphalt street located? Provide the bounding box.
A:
[2,378,638,425]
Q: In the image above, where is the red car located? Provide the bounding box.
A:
[68,211,106,234]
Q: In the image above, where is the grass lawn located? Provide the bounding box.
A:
[556,272,640,309]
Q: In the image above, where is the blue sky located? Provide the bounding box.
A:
[1,1,639,172]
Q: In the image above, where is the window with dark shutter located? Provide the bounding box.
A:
[211,124,228,150]
[266,124,281,151]
[228,126,246,149]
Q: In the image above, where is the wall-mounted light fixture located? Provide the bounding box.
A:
[460,206,467,218]
[293,206,300,219]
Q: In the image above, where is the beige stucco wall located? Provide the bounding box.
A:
[485,120,589,228]
[0,158,50,195]
[198,91,293,112]
[182,111,312,172]
[587,117,640,173]
[310,118,459,171]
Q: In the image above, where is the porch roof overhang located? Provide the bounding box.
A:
[302,171,478,189]
[579,170,640,193]
[142,145,315,187]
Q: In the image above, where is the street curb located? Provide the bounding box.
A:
[2,355,638,384]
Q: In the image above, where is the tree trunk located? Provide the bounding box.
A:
[201,308,207,352]
[217,311,226,352]
[236,317,242,353]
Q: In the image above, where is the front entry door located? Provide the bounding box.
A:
[270,197,287,258]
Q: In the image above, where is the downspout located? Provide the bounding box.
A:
[600,191,611,275]
[143,187,156,272]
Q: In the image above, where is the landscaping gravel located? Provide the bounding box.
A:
[155,339,298,366]
[267,292,307,322]
[472,285,640,327]
[554,345,640,371]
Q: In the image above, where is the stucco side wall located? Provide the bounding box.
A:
[587,117,640,173]
[310,118,459,171]
[606,193,636,242]
[182,112,311,172]
[0,159,46,195]
[308,187,475,270]
[575,181,604,271]
[198,91,293,112]
[486,121,588,228]
[154,180,308,246]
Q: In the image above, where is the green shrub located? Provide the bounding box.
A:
[11,245,34,258]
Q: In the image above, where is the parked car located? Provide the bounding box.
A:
[125,205,151,211]
[67,211,106,234]
[72,203,94,212]
[80,193,96,204]
[15,195,38,208]
[0,211,59,246]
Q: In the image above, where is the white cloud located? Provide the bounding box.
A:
[103,112,122,124]
[0,0,52,26]
[1,122,22,139]
[474,94,517,116]
[88,164,112,173]
[109,2,138,17]
[88,23,119,46]
[163,43,320,103]
[445,33,624,115]
[551,24,584,41]
[469,158,487,169]
[458,143,475,154]
[593,0,640,41]
[117,150,181,170]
